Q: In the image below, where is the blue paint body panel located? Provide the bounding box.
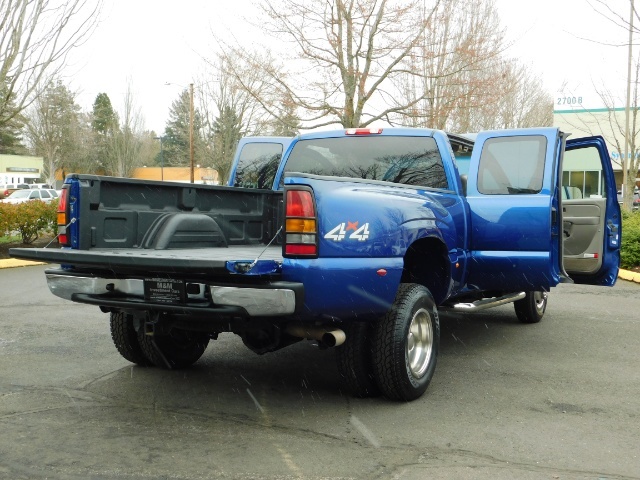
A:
[51,127,619,320]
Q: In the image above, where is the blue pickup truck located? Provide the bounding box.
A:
[11,127,621,401]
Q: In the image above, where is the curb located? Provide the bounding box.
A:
[618,268,640,284]
[0,258,47,269]
[1,257,640,284]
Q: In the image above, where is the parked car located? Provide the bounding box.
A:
[1,188,56,204]
[45,188,59,199]
[618,189,640,210]
[0,183,29,199]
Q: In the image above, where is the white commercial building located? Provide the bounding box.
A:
[0,154,44,185]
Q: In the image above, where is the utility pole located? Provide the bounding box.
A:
[153,136,164,181]
[189,83,195,184]
[623,0,634,207]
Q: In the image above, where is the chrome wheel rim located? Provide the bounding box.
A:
[406,307,433,378]
[534,291,548,313]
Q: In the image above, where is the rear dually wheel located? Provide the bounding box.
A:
[372,283,440,401]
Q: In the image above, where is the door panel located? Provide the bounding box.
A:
[562,200,605,274]
[562,137,620,285]
[465,128,562,291]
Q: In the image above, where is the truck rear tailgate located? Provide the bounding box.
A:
[9,245,283,274]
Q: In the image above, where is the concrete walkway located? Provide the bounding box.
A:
[2,256,639,283]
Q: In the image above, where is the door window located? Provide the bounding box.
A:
[562,146,606,198]
[477,136,547,195]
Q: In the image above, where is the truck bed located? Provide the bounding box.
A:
[9,245,283,274]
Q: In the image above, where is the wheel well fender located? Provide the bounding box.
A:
[400,237,451,305]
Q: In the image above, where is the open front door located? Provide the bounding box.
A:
[561,136,620,285]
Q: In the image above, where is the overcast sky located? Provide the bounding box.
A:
[64,0,631,134]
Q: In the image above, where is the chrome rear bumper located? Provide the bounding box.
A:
[45,272,298,316]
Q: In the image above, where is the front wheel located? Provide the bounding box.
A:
[514,291,548,324]
[137,327,210,369]
[372,283,440,401]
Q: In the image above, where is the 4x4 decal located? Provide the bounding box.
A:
[324,221,370,241]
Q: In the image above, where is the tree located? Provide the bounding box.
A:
[24,79,82,185]
[90,92,118,171]
[162,89,205,167]
[103,82,145,177]
[209,105,243,183]
[267,92,301,136]
[492,60,553,130]
[0,0,101,131]
[0,83,25,154]
[573,0,640,210]
[198,56,277,183]
[92,93,118,136]
[219,0,443,128]
[393,0,504,130]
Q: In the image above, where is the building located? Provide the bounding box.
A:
[131,166,219,184]
[554,107,640,192]
[0,154,44,185]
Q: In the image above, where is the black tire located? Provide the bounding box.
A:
[137,327,210,369]
[335,321,380,398]
[372,283,440,401]
[109,312,152,366]
[514,291,547,324]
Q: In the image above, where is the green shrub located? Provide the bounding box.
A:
[0,202,11,237]
[621,210,640,270]
[0,200,58,244]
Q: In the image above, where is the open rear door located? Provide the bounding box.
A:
[561,136,620,285]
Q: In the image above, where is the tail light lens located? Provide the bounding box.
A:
[345,128,383,135]
[57,187,69,246]
[284,188,318,257]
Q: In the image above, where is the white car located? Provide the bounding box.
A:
[1,188,56,204]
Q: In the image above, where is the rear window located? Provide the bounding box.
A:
[233,143,283,189]
[282,136,448,189]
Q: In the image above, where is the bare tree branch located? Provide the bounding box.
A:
[0,0,102,129]
[215,0,443,129]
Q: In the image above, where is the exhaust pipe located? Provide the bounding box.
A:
[285,324,346,347]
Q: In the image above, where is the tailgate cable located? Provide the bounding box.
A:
[44,217,76,248]
[237,226,283,273]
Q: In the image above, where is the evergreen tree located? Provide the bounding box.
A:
[269,95,300,137]
[162,89,204,167]
[0,83,26,154]
[211,104,244,183]
[92,93,118,135]
[91,93,118,170]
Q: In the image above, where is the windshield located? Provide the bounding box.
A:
[283,136,448,189]
[8,190,31,199]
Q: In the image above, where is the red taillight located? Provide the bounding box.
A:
[286,190,315,217]
[57,188,69,245]
[285,244,317,255]
[345,128,383,135]
[285,188,317,257]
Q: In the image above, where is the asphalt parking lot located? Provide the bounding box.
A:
[1,264,639,479]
